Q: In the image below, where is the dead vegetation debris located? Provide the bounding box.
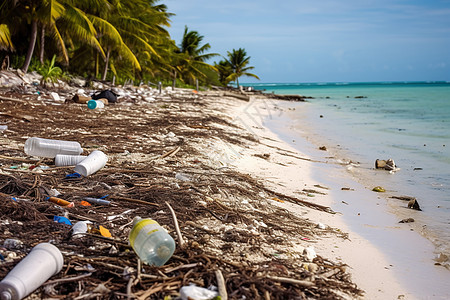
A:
[0,86,363,299]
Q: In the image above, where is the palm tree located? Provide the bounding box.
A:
[0,0,18,51]
[13,0,106,73]
[214,59,233,86]
[225,48,259,88]
[0,24,13,51]
[176,26,218,84]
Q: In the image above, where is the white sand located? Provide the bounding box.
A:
[214,95,450,299]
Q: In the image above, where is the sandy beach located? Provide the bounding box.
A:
[226,95,450,299]
[1,76,449,299]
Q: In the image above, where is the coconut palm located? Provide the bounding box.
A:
[225,48,259,88]
[12,0,106,73]
[0,0,18,51]
[215,59,233,86]
[176,26,218,84]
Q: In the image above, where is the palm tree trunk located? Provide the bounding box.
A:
[39,25,45,64]
[95,52,99,78]
[21,19,38,73]
[172,70,177,90]
[236,77,240,88]
[101,49,110,81]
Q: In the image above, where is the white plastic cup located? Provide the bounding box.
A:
[87,100,104,109]
[74,150,108,176]
[54,154,86,166]
[0,243,64,300]
[24,137,83,158]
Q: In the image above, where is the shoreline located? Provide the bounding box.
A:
[220,96,411,298]
[249,96,450,298]
[1,73,448,298]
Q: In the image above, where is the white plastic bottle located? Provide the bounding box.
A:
[54,154,86,166]
[24,137,83,158]
[0,243,64,300]
[129,217,176,266]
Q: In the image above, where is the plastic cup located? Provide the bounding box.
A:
[54,154,86,166]
[0,243,64,300]
[74,150,108,176]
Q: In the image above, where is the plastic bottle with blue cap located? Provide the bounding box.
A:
[87,99,104,109]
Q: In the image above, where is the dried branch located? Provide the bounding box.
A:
[165,201,185,249]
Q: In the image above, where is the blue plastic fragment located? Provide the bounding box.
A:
[0,253,4,261]
[99,195,109,199]
[65,172,81,179]
[11,197,17,202]
[53,216,72,225]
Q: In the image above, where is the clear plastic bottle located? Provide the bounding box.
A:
[24,137,83,158]
[129,217,176,266]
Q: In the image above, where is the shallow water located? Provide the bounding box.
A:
[249,82,450,296]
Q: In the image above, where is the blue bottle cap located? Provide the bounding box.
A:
[87,100,97,109]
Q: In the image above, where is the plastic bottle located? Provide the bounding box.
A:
[24,137,83,158]
[129,217,176,266]
[83,197,111,205]
[74,150,108,176]
[0,243,64,300]
[54,154,86,166]
[87,100,104,109]
[46,197,74,208]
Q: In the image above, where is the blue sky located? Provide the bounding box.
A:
[165,0,450,83]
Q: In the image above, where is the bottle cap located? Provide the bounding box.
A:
[87,100,97,109]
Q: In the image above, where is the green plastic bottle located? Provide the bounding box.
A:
[129,217,176,266]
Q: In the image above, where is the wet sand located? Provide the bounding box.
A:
[244,97,450,299]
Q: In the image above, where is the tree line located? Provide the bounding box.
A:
[0,0,259,88]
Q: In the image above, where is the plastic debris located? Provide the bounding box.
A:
[46,196,75,207]
[3,239,23,250]
[316,223,326,229]
[97,226,112,238]
[372,186,385,192]
[65,172,81,179]
[74,150,108,176]
[80,200,92,206]
[304,246,317,262]
[83,197,111,205]
[53,216,72,225]
[0,243,63,300]
[129,217,175,266]
[179,284,219,300]
[375,158,398,171]
[72,221,91,236]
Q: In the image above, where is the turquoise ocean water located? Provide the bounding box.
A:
[247,81,450,264]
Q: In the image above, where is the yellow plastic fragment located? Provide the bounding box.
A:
[272,197,284,203]
[99,226,112,238]
[372,186,386,192]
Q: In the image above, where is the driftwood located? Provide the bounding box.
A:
[223,91,250,101]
